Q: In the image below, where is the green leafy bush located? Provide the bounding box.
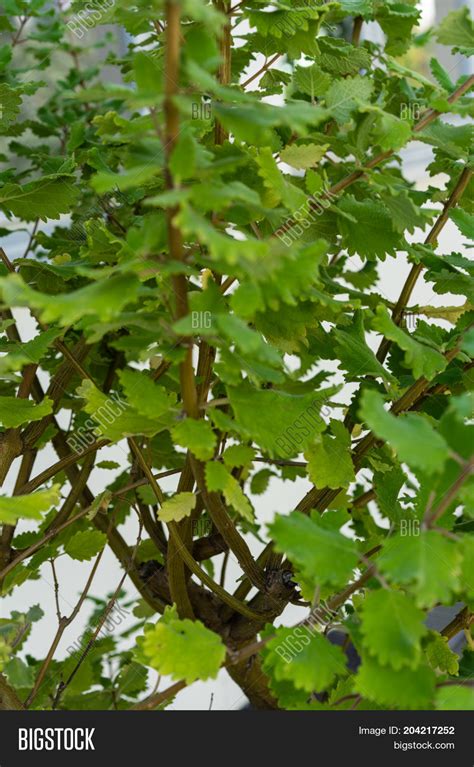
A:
[0,0,472,711]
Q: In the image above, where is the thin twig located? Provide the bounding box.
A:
[241,53,281,89]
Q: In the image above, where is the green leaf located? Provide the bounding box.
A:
[171,418,217,461]
[86,491,113,521]
[77,379,168,441]
[332,311,393,382]
[247,8,319,39]
[0,396,53,428]
[142,607,226,684]
[293,64,330,97]
[259,68,291,94]
[0,485,60,525]
[360,590,427,670]
[358,390,450,476]
[337,197,401,258]
[383,191,431,235]
[250,468,274,495]
[4,657,35,688]
[205,461,254,522]
[418,121,472,160]
[269,511,359,588]
[119,370,176,421]
[450,208,474,240]
[460,536,474,598]
[355,658,436,709]
[435,685,474,711]
[92,165,160,194]
[132,51,163,97]
[65,530,107,561]
[262,627,347,693]
[373,465,406,523]
[425,633,459,676]
[0,176,79,221]
[0,273,140,327]
[158,492,196,523]
[0,327,62,374]
[436,7,474,56]
[339,0,374,16]
[0,84,22,128]
[326,75,373,124]
[372,305,447,380]
[280,143,329,170]
[222,444,255,469]
[429,58,454,91]
[317,37,371,76]
[378,532,462,608]
[227,383,330,459]
[372,110,412,152]
[305,420,355,490]
[170,131,197,181]
[115,661,149,699]
[376,2,421,56]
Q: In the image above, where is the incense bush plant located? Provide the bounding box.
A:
[0,0,473,711]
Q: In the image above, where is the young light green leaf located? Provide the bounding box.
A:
[0,485,60,525]
[326,76,373,124]
[77,380,168,441]
[171,418,217,461]
[280,144,329,170]
[222,444,255,469]
[158,492,196,523]
[205,461,254,522]
[142,607,226,684]
[425,633,459,676]
[0,273,140,327]
[0,396,53,429]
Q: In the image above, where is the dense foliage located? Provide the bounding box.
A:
[0,0,473,711]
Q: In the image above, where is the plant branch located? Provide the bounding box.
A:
[52,522,143,709]
[325,75,474,199]
[24,544,106,708]
[19,439,108,495]
[352,16,363,46]
[425,459,474,527]
[0,674,24,710]
[189,455,267,591]
[377,165,473,363]
[131,558,380,711]
[129,438,264,619]
[441,606,473,640]
[162,0,200,618]
[215,0,232,143]
[241,53,281,89]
